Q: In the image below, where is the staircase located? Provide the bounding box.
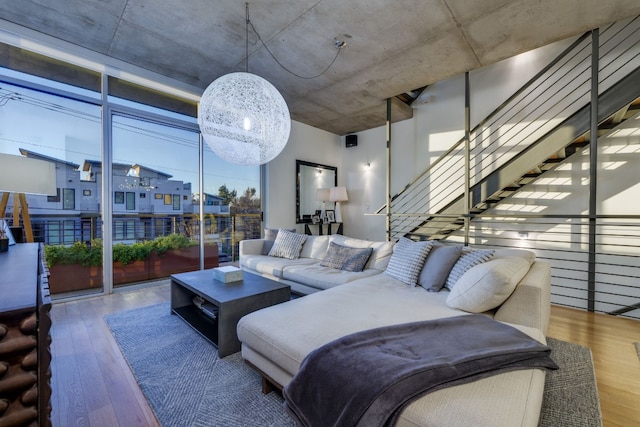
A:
[381,16,640,241]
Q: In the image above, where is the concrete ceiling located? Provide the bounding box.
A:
[0,0,639,135]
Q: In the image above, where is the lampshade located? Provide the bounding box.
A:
[316,188,330,201]
[0,153,56,195]
[329,186,348,202]
[197,72,291,166]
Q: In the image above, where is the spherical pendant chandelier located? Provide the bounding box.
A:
[198,3,291,166]
[198,72,290,166]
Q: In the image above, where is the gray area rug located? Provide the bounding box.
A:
[105,303,601,427]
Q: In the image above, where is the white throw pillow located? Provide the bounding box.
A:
[446,257,531,313]
[267,230,307,259]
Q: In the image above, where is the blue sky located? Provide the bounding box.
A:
[0,76,260,197]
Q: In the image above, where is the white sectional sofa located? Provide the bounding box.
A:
[240,233,396,295]
[238,232,552,426]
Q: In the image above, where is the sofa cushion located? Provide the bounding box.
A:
[493,248,536,263]
[384,238,435,286]
[241,254,316,278]
[299,235,331,260]
[282,263,381,290]
[320,242,373,272]
[445,247,494,290]
[446,257,531,312]
[419,243,463,292]
[329,235,395,270]
[268,230,307,259]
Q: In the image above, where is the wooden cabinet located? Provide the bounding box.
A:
[0,243,52,427]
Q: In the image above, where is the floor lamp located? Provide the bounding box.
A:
[0,153,57,243]
[329,186,348,223]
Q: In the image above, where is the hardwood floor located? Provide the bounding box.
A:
[49,284,640,427]
[50,282,168,427]
[546,305,640,427]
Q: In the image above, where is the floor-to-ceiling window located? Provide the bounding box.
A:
[0,40,262,298]
[0,70,104,296]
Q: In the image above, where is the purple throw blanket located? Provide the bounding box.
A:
[283,315,558,427]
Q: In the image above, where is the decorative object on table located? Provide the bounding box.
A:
[315,188,330,222]
[311,215,321,224]
[213,265,244,283]
[325,210,336,223]
[0,220,15,252]
[0,227,7,253]
[0,152,57,242]
[329,186,348,223]
[197,4,290,166]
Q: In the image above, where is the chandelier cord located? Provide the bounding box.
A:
[246,3,249,73]
[245,4,343,80]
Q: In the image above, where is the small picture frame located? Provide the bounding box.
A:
[325,210,335,223]
[311,214,321,224]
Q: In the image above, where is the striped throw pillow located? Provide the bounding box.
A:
[384,238,435,286]
[445,247,494,290]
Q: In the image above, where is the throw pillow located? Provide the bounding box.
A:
[446,257,531,312]
[320,242,374,272]
[384,238,435,286]
[264,228,296,241]
[445,247,495,290]
[267,230,307,259]
[418,243,463,292]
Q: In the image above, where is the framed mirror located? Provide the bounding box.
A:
[296,160,337,223]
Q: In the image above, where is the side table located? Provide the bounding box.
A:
[304,222,343,236]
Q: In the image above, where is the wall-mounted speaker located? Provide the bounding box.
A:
[346,134,358,147]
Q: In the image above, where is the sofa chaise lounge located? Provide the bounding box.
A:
[237,232,552,426]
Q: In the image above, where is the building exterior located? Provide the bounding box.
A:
[2,149,230,245]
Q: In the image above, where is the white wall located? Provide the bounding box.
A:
[264,120,341,233]
[335,36,579,241]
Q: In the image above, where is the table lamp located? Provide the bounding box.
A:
[329,186,348,223]
[316,188,330,221]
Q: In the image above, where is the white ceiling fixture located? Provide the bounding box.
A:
[198,3,291,166]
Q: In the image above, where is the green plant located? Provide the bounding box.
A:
[45,239,103,267]
[45,234,196,267]
[112,241,152,265]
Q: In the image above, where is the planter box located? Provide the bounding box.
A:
[48,264,103,294]
[149,244,219,279]
[113,259,150,286]
[47,244,220,294]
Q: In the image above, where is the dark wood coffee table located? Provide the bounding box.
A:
[170,269,290,357]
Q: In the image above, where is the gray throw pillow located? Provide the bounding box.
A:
[445,247,495,290]
[320,242,373,272]
[384,238,435,286]
[267,230,307,259]
[264,228,296,241]
[418,243,463,292]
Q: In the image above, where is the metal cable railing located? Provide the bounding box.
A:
[388,17,640,237]
[384,16,640,319]
[438,215,640,320]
